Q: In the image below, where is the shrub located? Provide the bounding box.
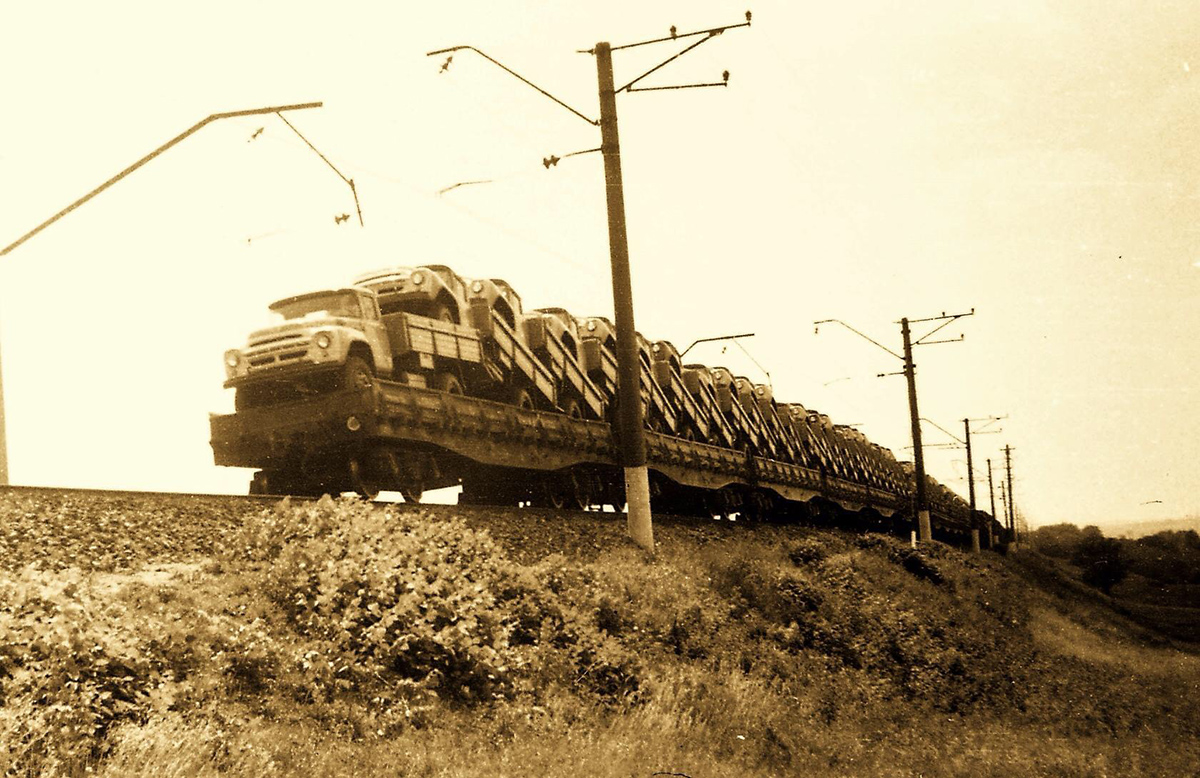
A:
[787,538,827,567]
[1073,534,1128,594]
[0,568,160,775]
[227,497,644,711]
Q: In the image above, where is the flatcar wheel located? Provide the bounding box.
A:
[571,472,594,511]
[603,479,626,513]
[349,459,380,500]
[543,476,570,511]
[561,397,583,419]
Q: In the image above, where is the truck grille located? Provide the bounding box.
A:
[245,333,312,371]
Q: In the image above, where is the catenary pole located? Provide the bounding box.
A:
[901,318,931,542]
[428,16,749,553]
[988,453,998,525]
[964,419,976,512]
[1005,445,1016,541]
[595,41,653,551]
[964,417,979,551]
[813,310,972,544]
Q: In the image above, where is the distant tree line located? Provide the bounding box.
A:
[1030,523,1200,595]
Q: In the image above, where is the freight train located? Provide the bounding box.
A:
[211,264,1004,548]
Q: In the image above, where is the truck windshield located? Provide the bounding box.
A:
[270,292,361,321]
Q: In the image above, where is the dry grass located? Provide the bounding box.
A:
[3,499,1197,777]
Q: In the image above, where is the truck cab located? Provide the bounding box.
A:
[224,287,392,409]
[705,367,764,452]
[576,316,679,433]
[354,264,471,323]
[524,307,607,419]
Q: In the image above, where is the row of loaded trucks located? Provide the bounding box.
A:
[213,263,993,544]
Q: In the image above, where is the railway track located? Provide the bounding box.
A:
[0,481,857,574]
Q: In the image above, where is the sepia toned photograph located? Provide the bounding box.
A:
[1,1,1196,775]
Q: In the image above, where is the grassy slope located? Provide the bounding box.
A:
[2,496,1198,777]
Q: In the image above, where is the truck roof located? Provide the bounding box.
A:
[268,287,370,310]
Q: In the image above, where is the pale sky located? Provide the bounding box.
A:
[1,1,1196,528]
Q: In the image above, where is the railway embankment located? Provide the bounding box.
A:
[1,489,1197,776]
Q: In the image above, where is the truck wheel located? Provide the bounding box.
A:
[342,355,375,390]
[433,372,463,395]
[349,459,380,500]
[509,385,535,411]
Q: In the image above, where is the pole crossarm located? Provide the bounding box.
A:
[426,45,598,126]
[626,81,729,92]
[969,414,1007,433]
[610,13,752,51]
[617,33,720,94]
[814,319,903,360]
[1,101,323,256]
[909,308,974,345]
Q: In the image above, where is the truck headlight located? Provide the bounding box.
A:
[315,332,332,350]
[471,279,484,293]
[411,271,425,286]
[586,320,597,331]
[224,350,241,368]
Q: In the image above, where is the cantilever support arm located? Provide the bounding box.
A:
[426,45,598,126]
[813,319,903,360]
[1,102,323,256]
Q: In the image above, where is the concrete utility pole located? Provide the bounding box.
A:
[913,414,1003,551]
[987,457,997,542]
[999,478,1008,532]
[963,419,976,513]
[815,309,973,542]
[0,101,324,490]
[428,14,750,553]
[901,318,931,542]
[1005,444,1016,541]
[963,417,978,551]
[594,42,652,550]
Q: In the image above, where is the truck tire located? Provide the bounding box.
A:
[341,355,375,391]
[509,385,535,411]
[433,372,463,395]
